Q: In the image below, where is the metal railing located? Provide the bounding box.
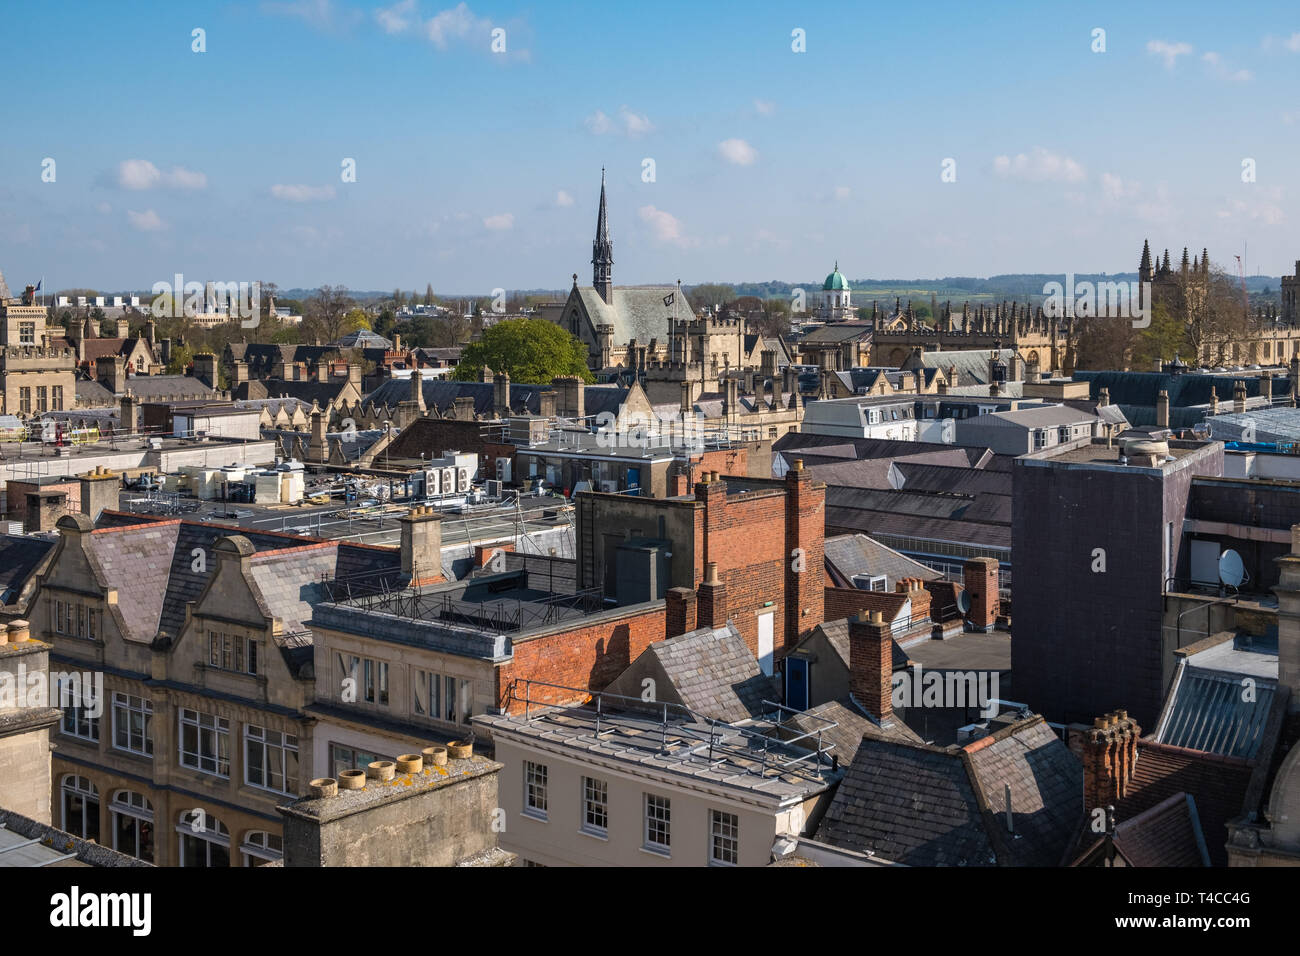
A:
[505,679,841,783]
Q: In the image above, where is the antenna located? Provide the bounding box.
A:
[1219,549,1246,588]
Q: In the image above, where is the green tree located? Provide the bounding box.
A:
[167,343,195,375]
[424,283,434,306]
[342,308,371,335]
[687,283,735,310]
[451,318,592,383]
[1130,303,1186,370]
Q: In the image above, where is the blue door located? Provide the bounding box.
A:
[626,467,640,495]
[785,658,809,711]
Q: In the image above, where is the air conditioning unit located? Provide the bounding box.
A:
[599,480,618,493]
[456,467,471,492]
[485,479,502,498]
[425,468,441,495]
[851,574,888,592]
[496,457,513,482]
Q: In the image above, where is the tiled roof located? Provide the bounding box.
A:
[85,521,182,642]
[366,379,627,420]
[817,618,911,672]
[75,378,116,407]
[234,379,345,407]
[642,624,779,723]
[0,535,56,606]
[816,716,1082,866]
[1074,370,1262,409]
[785,697,922,766]
[823,533,942,589]
[1114,742,1254,866]
[123,375,218,401]
[817,738,997,866]
[1102,793,1211,867]
[572,286,692,346]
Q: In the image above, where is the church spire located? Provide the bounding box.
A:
[592,168,613,303]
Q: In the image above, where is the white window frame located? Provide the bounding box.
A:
[111,692,154,757]
[244,724,300,796]
[709,809,739,866]
[240,830,283,866]
[58,675,100,742]
[178,708,230,777]
[175,812,230,867]
[110,790,154,861]
[581,776,608,837]
[523,761,548,820]
[60,775,99,839]
[644,793,671,855]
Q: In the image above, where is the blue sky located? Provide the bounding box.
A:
[2,0,1298,293]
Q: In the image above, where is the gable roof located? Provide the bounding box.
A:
[571,286,690,346]
[816,716,1082,866]
[1073,792,1211,867]
[0,534,57,607]
[823,533,942,589]
[784,697,922,766]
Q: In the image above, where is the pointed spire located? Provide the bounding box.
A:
[592,168,613,302]
[1140,239,1152,273]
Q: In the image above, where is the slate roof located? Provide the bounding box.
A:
[1074,370,1263,409]
[960,405,1099,429]
[636,624,779,723]
[82,512,402,644]
[908,348,1017,385]
[823,533,941,589]
[816,716,1082,866]
[571,286,691,346]
[799,322,873,345]
[774,432,994,469]
[74,378,115,407]
[122,375,219,401]
[332,329,392,349]
[1112,742,1254,866]
[785,697,923,765]
[0,535,56,606]
[233,378,347,407]
[365,378,627,420]
[1074,793,1211,867]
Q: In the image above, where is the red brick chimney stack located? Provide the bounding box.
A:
[849,610,894,725]
[1068,710,1142,812]
[963,557,999,632]
[697,561,728,629]
[665,586,698,639]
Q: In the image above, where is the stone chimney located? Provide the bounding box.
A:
[100,356,126,396]
[144,318,156,346]
[1156,389,1170,429]
[347,364,362,389]
[963,557,999,632]
[193,352,218,389]
[400,506,444,587]
[278,359,295,381]
[1067,710,1141,813]
[538,389,557,419]
[452,396,476,421]
[1098,387,1109,408]
[947,364,958,388]
[494,370,511,416]
[479,366,494,384]
[553,376,585,421]
[408,369,426,412]
[760,349,776,379]
[79,466,119,523]
[231,360,248,386]
[848,610,894,725]
[1261,371,1273,404]
[308,402,327,462]
[1232,379,1248,414]
[680,380,693,416]
[697,561,728,629]
[1273,524,1300,713]
[119,392,138,436]
[114,318,130,338]
[724,376,739,424]
[665,586,698,639]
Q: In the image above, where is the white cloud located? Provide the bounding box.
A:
[375,0,417,34]
[270,183,336,202]
[1202,51,1252,82]
[717,138,758,166]
[834,185,851,200]
[1101,172,1139,201]
[127,209,164,232]
[95,202,112,215]
[424,2,489,50]
[585,106,653,137]
[113,159,206,190]
[555,190,574,207]
[753,99,776,116]
[262,0,360,30]
[992,147,1085,183]
[483,212,514,230]
[1146,39,1193,69]
[619,106,653,136]
[639,204,684,244]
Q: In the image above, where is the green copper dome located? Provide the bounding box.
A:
[823,262,849,291]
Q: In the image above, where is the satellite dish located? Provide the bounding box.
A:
[1219,549,1246,588]
[957,591,972,614]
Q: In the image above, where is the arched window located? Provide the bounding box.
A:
[176,810,230,868]
[60,775,99,841]
[241,830,284,867]
[110,790,154,862]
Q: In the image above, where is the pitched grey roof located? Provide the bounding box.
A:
[123,375,219,401]
[823,533,943,589]
[817,618,911,671]
[365,378,627,420]
[799,322,873,345]
[785,697,922,765]
[816,716,1082,866]
[75,378,116,407]
[1156,663,1278,760]
[0,535,56,606]
[962,405,1099,429]
[573,286,690,346]
[908,348,1017,385]
[333,329,392,349]
[636,624,778,723]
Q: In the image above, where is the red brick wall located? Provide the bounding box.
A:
[6,480,81,521]
[825,586,908,623]
[925,581,964,621]
[495,603,666,713]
